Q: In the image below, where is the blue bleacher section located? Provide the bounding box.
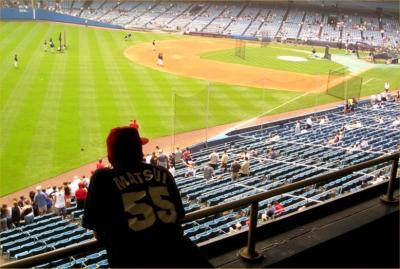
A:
[1,101,398,267]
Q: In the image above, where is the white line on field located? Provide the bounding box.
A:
[362,78,375,85]
[220,91,311,135]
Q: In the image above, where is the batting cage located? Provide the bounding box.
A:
[235,39,246,60]
[326,68,363,100]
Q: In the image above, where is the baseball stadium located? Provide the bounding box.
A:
[0,0,399,267]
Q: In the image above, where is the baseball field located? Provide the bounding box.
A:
[1,21,399,196]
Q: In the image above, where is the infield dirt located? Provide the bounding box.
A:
[124,37,329,92]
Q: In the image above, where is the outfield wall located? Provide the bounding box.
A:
[0,8,122,29]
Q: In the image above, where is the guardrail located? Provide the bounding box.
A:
[3,151,399,268]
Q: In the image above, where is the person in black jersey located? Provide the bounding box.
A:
[83,126,212,268]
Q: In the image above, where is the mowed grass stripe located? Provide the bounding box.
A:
[0,22,28,47]
[0,22,50,109]
[85,29,120,140]
[94,30,136,126]
[0,23,55,148]
[0,23,50,107]
[0,30,61,194]
[0,21,34,51]
[78,27,104,161]
[107,32,175,137]
[19,43,66,189]
[52,26,82,170]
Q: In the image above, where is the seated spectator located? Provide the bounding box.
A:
[294,121,301,133]
[360,139,369,149]
[220,150,229,172]
[184,161,196,177]
[239,157,250,177]
[306,117,313,129]
[203,162,215,180]
[267,148,276,159]
[266,203,275,219]
[209,150,219,170]
[273,201,285,215]
[231,159,241,180]
[182,147,192,163]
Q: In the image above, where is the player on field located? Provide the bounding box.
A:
[14,54,18,68]
[44,40,47,52]
[83,127,211,268]
[152,40,156,51]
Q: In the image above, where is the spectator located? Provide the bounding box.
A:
[306,117,313,129]
[220,150,229,172]
[182,147,192,163]
[174,147,182,163]
[231,159,241,180]
[70,176,81,196]
[184,161,196,177]
[34,186,48,215]
[266,203,275,220]
[150,151,158,166]
[157,149,168,169]
[274,201,285,215]
[54,186,67,218]
[17,196,25,208]
[11,201,20,227]
[209,150,219,170]
[267,148,276,159]
[295,121,301,133]
[0,204,11,231]
[203,162,215,180]
[75,182,88,210]
[82,126,211,268]
[21,200,33,220]
[239,157,250,177]
[96,159,105,170]
[64,182,72,208]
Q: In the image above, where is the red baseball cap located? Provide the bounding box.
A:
[106,127,149,166]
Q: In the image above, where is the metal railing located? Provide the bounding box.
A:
[2,151,399,268]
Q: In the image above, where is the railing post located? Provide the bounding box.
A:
[380,157,399,205]
[238,202,263,262]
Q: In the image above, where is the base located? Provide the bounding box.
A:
[238,247,264,262]
[380,195,399,205]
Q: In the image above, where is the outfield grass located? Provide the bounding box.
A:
[1,21,399,196]
[201,46,348,75]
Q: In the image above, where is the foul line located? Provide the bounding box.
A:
[219,91,311,136]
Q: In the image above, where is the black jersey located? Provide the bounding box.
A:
[83,163,209,267]
[14,55,18,62]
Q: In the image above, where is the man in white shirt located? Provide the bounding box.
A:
[70,176,81,197]
[209,150,219,170]
[54,187,66,218]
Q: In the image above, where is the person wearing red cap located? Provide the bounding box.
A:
[83,127,210,268]
[129,119,139,129]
